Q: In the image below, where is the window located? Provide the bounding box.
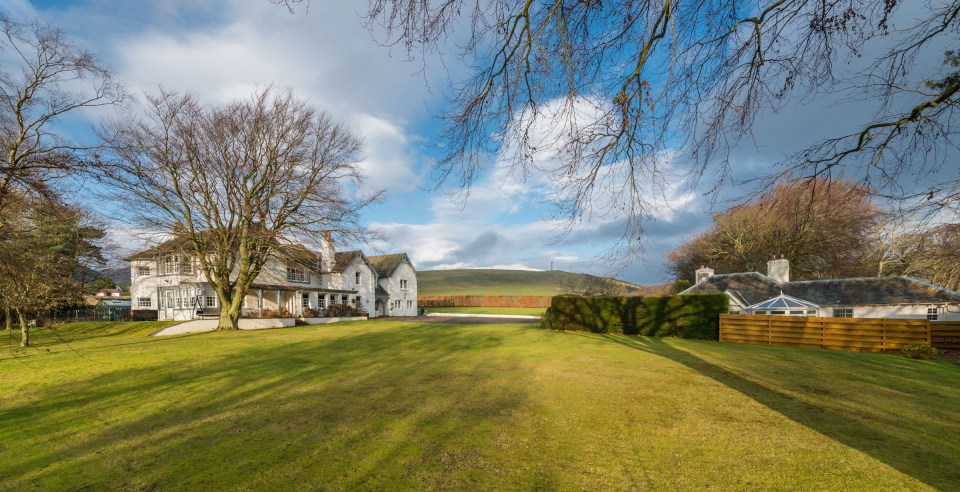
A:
[789,310,804,315]
[318,297,325,309]
[400,279,408,289]
[138,266,151,276]
[927,308,939,321]
[179,257,193,274]
[770,310,785,315]
[287,266,307,283]
[355,272,361,285]
[355,296,362,308]
[341,295,349,305]
[302,293,311,309]
[833,308,853,318]
[729,310,741,314]
[138,297,151,308]
[164,291,173,309]
[407,300,413,309]
[394,300,401,309]
[206,295,216,308]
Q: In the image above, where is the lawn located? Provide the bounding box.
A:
[1,321,959,490]
[425,306,546,316]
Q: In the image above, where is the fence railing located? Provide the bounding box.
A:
[720,314,958,352]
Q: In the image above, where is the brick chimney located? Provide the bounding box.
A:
[767,255,789,283]
[695,265,714,284]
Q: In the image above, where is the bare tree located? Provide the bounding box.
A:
[277,0,960,256]
[102,87,380,330]
[666,179,883,282]
[0,13,124,212]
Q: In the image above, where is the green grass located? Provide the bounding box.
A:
[425,306,546,316]
[418,269,659,296]
[1,321,959,490]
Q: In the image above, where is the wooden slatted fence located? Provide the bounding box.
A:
[931,321,960,349]
[719,314,944,353]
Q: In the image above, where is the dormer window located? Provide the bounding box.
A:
[287,265,307,283]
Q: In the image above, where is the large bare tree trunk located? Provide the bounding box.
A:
[217,299,240,331]
[16,308,28,348]
[3,303,10,331]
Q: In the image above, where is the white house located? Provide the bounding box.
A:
[127,233,418,321]
[680,257,960,321]
[368,253,419,317]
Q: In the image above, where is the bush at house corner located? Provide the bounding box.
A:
[545,294,729,339]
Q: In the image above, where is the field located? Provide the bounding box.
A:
[417,269,663,296]
[423,306,546,316]
[2,321,959,490]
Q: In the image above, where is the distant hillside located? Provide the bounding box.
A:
[417,269,670,297]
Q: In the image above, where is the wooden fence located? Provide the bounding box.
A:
[418,295,553,308]
[720,314,960,352]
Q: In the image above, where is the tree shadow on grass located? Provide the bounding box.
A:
[573,332,960,490]
[0,324,552,490]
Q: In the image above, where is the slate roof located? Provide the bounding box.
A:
[682,272,960,306]
[332,251,366,273]
[367,253,412,277]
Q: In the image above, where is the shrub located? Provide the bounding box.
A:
[547,294,728,339]
[539,307,552,330]
[323,304,368,318]
[901,341,942,360]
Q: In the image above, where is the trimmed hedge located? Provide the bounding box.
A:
[545,294,729,339]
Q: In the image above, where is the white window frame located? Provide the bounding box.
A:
[287,265,308,283]
[138,266,151,276]
[318,297,325,309]
[355,272,361,285]
[302,293,311,309]
[833,308,853,318]
[400,279,408,289]
[927,307,939,321]
[206,295,217,308]
[138,297,151,308]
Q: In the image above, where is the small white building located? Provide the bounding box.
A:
[127,234,418,321]
[368,253,419,317]
[680,257,960,320]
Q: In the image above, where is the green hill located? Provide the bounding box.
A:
[417,269,669,297]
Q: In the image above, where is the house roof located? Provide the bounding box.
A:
[682,272,960,306]
[367,253,412,277]
[97,298,131,307]
[332,250,369,273]
[125,236,195,260]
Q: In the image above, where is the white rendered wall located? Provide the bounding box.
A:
[380,261,418,316]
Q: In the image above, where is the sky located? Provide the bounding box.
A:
[4,0,949,284]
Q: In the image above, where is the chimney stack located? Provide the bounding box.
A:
[767,255,789,283]
[695,265,714,284]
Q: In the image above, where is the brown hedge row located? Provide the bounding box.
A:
[545,294,729,339]
[418,295,553,308]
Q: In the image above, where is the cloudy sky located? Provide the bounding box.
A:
[6,0,945,284]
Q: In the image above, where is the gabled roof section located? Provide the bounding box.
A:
[125,236,195,261]
[367,253,413,277]
[332,250,372,273]
[682,272,960,306]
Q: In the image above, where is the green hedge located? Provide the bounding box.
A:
[545,294,729,339]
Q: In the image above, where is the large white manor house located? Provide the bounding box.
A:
[128,232,417,321]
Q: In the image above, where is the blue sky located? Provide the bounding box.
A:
[7,0,943,284]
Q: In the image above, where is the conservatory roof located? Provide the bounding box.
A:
[747,292,820,310]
